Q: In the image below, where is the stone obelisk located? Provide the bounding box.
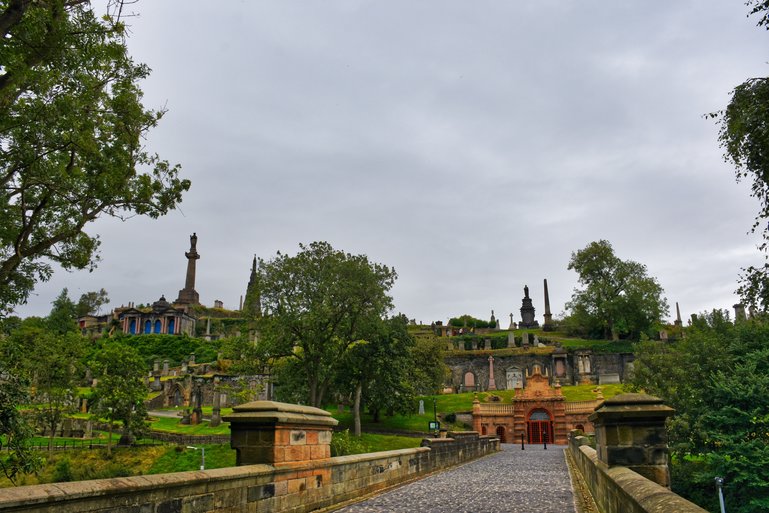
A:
[175,233,200,305]
[543,278,554,331]
[674,302,683,328]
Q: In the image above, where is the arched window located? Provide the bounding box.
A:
[167,318,175,334]
[154,320,161,333]
[144,320,151,334]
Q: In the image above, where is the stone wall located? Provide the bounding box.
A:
[568,435,707,513]
[0,433,499,513]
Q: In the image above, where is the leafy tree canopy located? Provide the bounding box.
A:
[75,288,109,317]
[0,1,190,315]
[256,241,396,408]
[565,240,668,340]
[715,1,769,309]
[632,312,769,513]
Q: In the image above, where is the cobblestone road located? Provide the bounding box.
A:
[336,444,576,513]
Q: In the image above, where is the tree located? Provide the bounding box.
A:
[632,313,769,513]
[1,323,85,452]
[90,342,148,452]
[0,366,41,483]
[565,240,668,339]
[46,288,77,334]
[256,241,397,408]
[714,2,769,310]
[338,315,415,436]
[0,1,190,315]
[75,288,110,317]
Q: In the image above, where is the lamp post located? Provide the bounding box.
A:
[715,477,726,513]
[187,446,206,471]
[432,398,438,437]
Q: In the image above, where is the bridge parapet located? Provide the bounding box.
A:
[568,392,708,513]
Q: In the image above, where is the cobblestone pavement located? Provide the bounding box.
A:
[336,444,576,513]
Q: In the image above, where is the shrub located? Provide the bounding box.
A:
[330,429,368,457]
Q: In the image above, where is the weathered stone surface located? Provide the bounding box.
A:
[337,445,575,513]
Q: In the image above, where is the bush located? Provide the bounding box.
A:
[330,429,368,457]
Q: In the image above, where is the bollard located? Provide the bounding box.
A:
[521,432,525,450]
[544,431,547,450]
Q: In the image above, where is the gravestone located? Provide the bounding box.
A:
[483,338,491,350]
[162,359,169,376]
[506,368,523,389]
[521,332,530,348]
[418,399,425,415]
[507,332,515,348]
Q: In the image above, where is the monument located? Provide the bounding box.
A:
[674,302,683,328]
[175,233,200,305]
[542,279,555,331]
[519,285,539,328]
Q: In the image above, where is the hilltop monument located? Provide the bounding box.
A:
[543,279,555,331]
[519,285,539,329]
[175,233,200,305]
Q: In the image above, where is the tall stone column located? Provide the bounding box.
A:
[543,278,554,331]
[175,233,200,305]
[589,393,675,487]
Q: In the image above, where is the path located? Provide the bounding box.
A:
[336,444,576,513]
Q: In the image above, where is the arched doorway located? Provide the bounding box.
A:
[481,425,487,435]
[496,426,506,443]
[527,409,553,444]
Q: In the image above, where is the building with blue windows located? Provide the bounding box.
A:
[117,295,196,336]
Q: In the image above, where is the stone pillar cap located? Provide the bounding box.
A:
[223,400,338,427]
[589,393,674,423]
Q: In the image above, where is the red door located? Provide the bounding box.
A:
[527,409,553,443]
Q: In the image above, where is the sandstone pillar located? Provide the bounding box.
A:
[589,393,674,487]
[224,401,338,466]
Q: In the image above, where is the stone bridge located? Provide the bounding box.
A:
[0,396,708,513]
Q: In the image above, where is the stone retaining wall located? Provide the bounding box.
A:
[0,432,499,513]
[568,435,707,513]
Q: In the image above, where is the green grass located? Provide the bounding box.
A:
[147,416,231,435]
[148,444,235,473]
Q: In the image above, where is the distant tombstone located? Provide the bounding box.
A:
[507,332,515,348]
[464,372,475,390]
[509,313,515,330]
[471,340,478,350]
[484,338,491,350]
[153,360,160,372]
[522,332,530,347]
[418,399,425,415]
[659,330,669,341]
[533,335,539,345]
[180,409,191,425]
[162,359,169,376]
[181,361,188,373]
[506,368,523,389]
[599,373,621,384]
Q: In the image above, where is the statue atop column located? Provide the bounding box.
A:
[175,233,201,305]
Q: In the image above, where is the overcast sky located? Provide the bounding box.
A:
[12,1,769,325]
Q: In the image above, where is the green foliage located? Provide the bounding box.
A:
[90,343,149,447]
[46,288,78,335]
[330,429,368,456]
[713,2,769,310]
[0,1,190,314]
[0,367,41,483]
[75,289,110,317]
[448,315,493,329]
[256,241,396,407]
[409,334,449,395]
[566,240,668,340]
[632,314,769,513]
[107,334,219,367]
